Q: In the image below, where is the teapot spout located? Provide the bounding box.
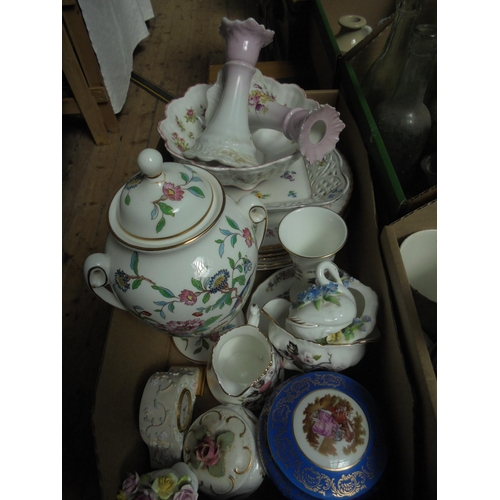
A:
[246,303,261,327]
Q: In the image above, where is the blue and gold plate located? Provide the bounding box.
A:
[266,372,387,499]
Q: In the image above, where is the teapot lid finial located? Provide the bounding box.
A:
[137,148,164,178]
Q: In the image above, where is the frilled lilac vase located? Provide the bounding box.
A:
[183,17,274,167]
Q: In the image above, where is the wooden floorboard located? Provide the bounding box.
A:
[62,1,301,497]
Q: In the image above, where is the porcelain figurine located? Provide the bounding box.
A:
[206,303,284,410]
[183,18,274,167]
[139,367,201,469]
[83,148,268,360]
[117,462,199,500]
[183,404,264,499]
[335,15,372,54]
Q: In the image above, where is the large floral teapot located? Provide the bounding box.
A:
[84,148,267,343]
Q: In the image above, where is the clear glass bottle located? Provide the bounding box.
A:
[373,24,437,190]
[360,0,424,111]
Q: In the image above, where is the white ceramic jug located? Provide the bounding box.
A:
[206,304,284,410]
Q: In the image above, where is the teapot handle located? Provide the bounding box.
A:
[316,261,343,286]
[237,194,268,250]
[83,253,126,310]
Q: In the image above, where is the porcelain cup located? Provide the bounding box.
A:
[206,303,284,410]
[400,229,437,342]
[278,206,348,302]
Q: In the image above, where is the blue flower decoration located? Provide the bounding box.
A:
[243,259,253,274]
[207,269,230,293]
[297,282,340,305]
[115,269,130,292]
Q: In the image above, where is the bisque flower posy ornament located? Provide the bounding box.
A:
[117,462,198,500]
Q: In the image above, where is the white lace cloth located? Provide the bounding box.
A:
[78,0,154,113]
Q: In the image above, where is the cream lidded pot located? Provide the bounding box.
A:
[83,148,268,344]
[335,15,372,54]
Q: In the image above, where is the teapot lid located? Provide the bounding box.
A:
[109,149,224,249]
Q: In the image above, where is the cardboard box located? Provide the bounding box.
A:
[380,200,437,499]
[92,90,419,499]
[307,0,437,222]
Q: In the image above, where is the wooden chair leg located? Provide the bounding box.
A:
[62,1,119,134]
[62,23,111,146]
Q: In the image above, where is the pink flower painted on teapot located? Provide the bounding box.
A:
[162,182,184,201]
[158,319,205,336]
[179,289,197,306]
[242,227,253,247]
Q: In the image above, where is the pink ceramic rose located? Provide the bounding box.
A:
[122,472,140,495]
[312,410,339,437]
[194,437,220,466]
[173,485,198,500]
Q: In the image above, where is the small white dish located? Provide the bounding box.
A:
[226,149,353,256]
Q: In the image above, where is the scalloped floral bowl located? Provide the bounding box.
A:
[158,71,321,190]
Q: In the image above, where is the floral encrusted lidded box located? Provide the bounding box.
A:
[183,404,264,499]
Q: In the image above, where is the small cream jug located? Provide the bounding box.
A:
[206,303,284,410]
